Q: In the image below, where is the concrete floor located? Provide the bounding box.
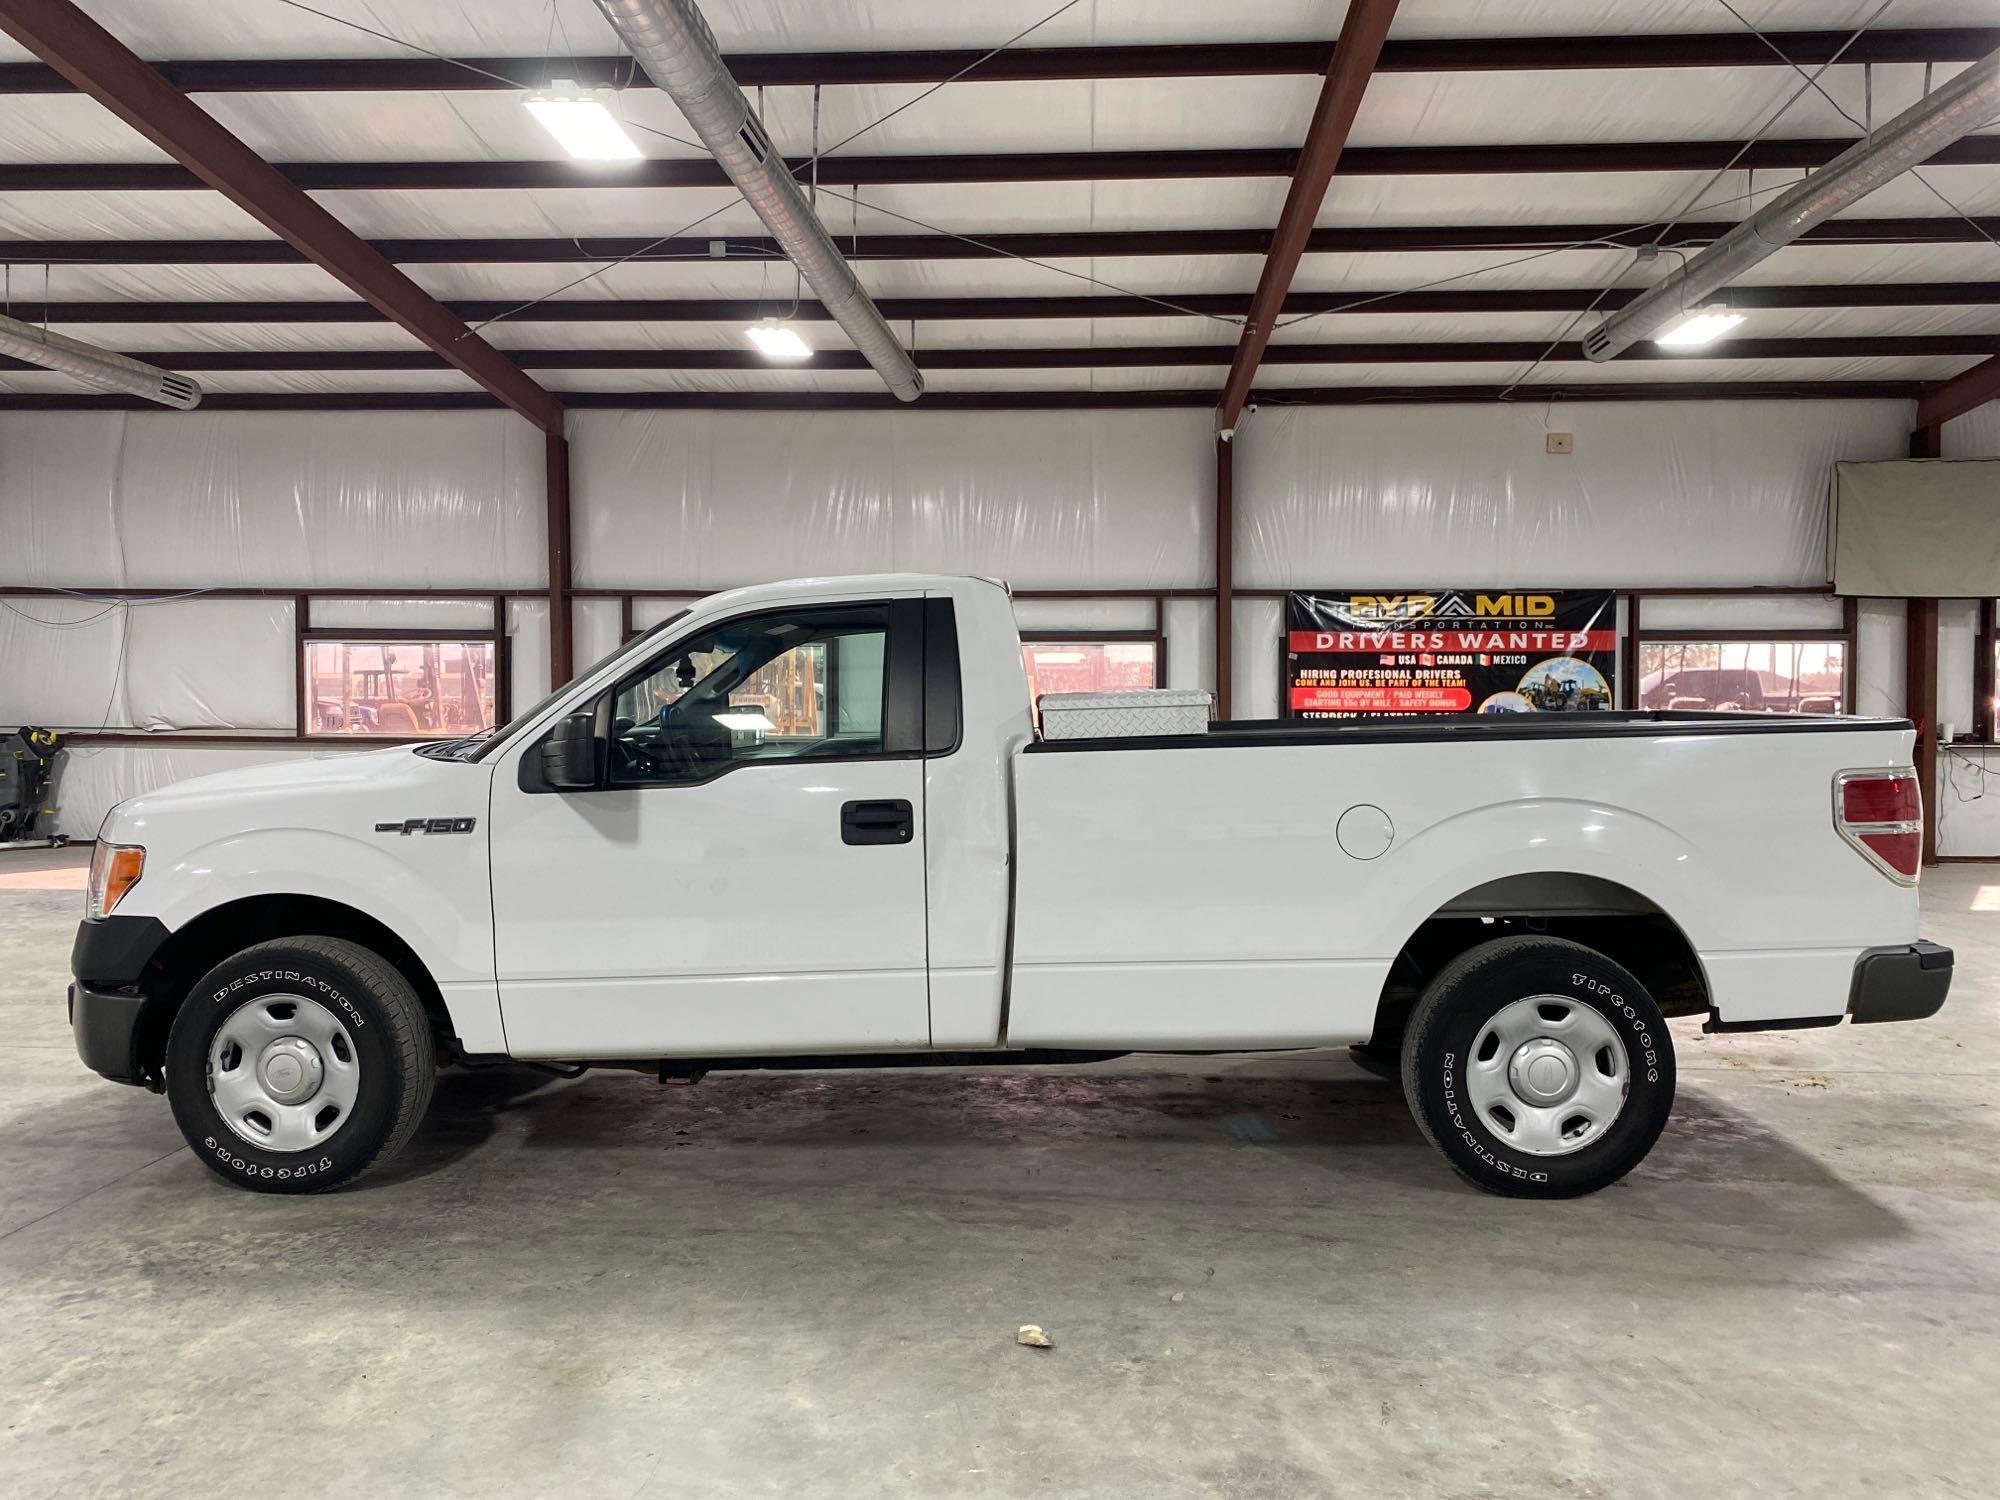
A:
[1,847,1996,1498]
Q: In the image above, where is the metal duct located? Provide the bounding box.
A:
[0,313,201,407]
[1585,47,2000,361]
[590,0,924,402]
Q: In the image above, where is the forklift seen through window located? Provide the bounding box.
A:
[305,639,498,736]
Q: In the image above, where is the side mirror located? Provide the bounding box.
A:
[538,711,600,791]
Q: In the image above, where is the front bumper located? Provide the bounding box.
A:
[1848,939,1953,1024]
[70,914,171,1086]
[68,981,151,1084]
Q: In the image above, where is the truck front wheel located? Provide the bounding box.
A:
[163,937,436,1194]
[1399,935,1675,1198]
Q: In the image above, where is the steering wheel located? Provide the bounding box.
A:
[613,728,701,781]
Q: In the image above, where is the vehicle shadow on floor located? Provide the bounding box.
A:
[369,1058,1911,1248]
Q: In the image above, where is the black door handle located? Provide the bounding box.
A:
[842,798,914,846]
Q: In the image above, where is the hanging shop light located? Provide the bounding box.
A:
[1652,306,1746,349]
[744,320,812,359]
[0,314,201,408]
[523,80,644,161]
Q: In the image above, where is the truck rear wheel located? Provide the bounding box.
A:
[1399,935,1675,1198]
[164,937,435,1194]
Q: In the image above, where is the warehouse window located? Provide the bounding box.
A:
[303,638,499,736]
[1020,639,1159,710]
[1637,640,1847,714]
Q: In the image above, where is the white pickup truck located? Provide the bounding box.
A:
[70,573,1951,1198]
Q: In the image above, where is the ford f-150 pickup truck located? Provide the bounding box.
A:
[69,574,1952,1198]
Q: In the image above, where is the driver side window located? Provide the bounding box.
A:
[606,604,891,787]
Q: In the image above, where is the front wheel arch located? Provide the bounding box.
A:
[133,895,454,1084]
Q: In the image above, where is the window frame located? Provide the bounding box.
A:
[534,597,930,793]
[1018,630,1165,718]
[1977,597,1997,744]
[1627,594,1855,714]
[297,624,508,740]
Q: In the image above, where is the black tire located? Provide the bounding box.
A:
[165,937,436,1194]
[1399,935,1675,1199]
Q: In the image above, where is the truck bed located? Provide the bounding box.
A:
[1026,709,1911,753]
[1005,710,1920,1049]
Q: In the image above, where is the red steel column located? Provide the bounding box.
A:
[1907,596,1940,864]
[1214,434,1234,720]
[546,432,574,690]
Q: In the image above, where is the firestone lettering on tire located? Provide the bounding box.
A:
[204,1133,334,1179]
[1573,971,1660,1082]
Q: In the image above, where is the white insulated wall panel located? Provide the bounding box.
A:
[570,409,1213,591]
[1236,401,1908,589]
[0,410,544,589]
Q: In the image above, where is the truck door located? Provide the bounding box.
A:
[487,597,931,1058]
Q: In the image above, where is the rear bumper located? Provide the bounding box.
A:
[1847,939,1952,1025]
[1704,939,1951,1034]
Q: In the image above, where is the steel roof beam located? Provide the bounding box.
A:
[17,283,2000,326]
[1916,352,2000,427]
[12,217,2000,266]
[0,30,1991,93]
[7,335,1985,375]
[18,136,2000,192]
[0,382,1931,414]
[1219,0,1400,432]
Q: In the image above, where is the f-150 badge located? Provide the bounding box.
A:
[374,817,478,835]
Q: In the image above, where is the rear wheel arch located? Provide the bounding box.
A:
[134,895,454,1083]
[1368,872,1709,1051]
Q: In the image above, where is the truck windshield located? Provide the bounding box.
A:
[465,609,690,764]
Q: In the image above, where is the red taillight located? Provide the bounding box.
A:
[1841,776,1919,825]
[1857,829,1919,878]
[1834,769,1921,885]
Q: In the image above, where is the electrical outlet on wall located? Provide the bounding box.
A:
[1545,432,1575,455]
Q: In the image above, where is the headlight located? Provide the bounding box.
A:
[85,843,145,920]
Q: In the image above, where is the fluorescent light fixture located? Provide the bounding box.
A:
[523,80,642,161]
[714,711,776,732]
[1653,306,1746,348]
[745,320,812,359]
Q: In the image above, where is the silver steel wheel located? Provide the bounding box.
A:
[1465,995,1629,1157]
[206,994,361,1153]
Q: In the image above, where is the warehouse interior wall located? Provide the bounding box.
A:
[2,398,1988,847]
[570,409,1213,591]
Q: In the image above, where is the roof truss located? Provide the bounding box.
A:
[0,0,563,431]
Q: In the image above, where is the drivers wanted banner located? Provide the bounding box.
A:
[1284,589,1618,718]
